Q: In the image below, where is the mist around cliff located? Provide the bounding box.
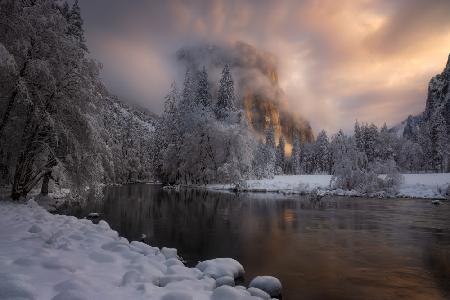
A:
[176,41,314,144]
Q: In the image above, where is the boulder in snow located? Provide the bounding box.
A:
[161,247,178,259]
[249,276,282,297]
[215,275,235,287]
[196,258,244,279]
[211,285,258,300]
[247,287,271,300]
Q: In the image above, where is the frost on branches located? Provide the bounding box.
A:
[0,1,155,200]
[153,65,258,185]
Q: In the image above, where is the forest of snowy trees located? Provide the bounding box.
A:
[0,0,155,200]
[152,65,257,186]
[152,62,449,192]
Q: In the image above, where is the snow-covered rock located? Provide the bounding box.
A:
[161,247,178,259]
[211,285,259,300]
[215,275,235,287]
[196,258,244,279]
[0,200,271,300]
[249,276,282,297]
[247,287,271,300]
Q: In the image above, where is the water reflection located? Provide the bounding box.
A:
[63,184,450,300]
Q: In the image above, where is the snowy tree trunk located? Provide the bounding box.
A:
[40,171,51,195]
[0,89,18,139]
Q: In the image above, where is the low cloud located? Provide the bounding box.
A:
[79,0,450,133]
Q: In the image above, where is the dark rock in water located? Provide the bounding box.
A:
[87,212,100,219]
[432,200,441,206]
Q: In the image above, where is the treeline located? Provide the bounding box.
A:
[153,65,449,190]
[152,66,257,185]
[284,120,448,176]
[0,0,154,200]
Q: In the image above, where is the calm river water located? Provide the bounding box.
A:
[62,184,450,300]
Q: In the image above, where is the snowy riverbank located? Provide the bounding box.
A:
[206,174,450,199]
[0,200,280,300]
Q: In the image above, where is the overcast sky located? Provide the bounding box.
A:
[78,0,450,133]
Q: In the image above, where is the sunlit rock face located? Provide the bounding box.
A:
[177,42,314,148]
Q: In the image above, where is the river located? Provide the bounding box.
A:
[61,183,450,300]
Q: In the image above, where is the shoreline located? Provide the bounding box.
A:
[167,174,450,200]
[0,200,282,300]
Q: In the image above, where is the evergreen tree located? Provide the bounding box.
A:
[253,140,275,179]
[315,130,330,173]
[60,1,70,19]
[179,69,195,117]
[363,123,378,162]
[430,111,448,172]
[265,119,276,150]
[417,122,433,170]
[300,143,315,174]
[262,119,276,175]
[275,134,286,174]
[290,131,301,174]
[68,0,87,51]
[377,123,395,161]
[215,64,235,120]
[195,66,211,108]
[354,121,363,152]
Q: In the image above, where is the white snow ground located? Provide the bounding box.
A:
[0,200,278,300]
[207,174,450,199]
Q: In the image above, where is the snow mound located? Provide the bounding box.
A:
[211,285,260,300]
[0,200,272,300]
[247,287,271,300]
[249,276,282,297]
[216,275,235,287]
[196,258,244,279]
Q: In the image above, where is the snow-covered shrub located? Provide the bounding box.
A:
[331,134,403,195]
[372,159,404,194]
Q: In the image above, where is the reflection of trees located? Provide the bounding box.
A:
[423,240,450,297]
[64,187,450,300]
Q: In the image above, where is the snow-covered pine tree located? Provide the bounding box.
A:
[300,143,315,174]
[215,64,236,121]
[180,69,195,112]
[152,82,181,183]
[290,131,301,174]
[265,119,276,150]
[377,123,395,161]
[354,121,364,152]
[362,123,378,162]
[314,130,330,173]
[253,140,275,179]
[275,134,286,174]
[417,121,433,171]
[68,0,87,51]
[196,66,212,109]
[60,1,70,19]
[430,111,448,172]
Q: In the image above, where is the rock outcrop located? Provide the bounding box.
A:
[394,54,450,139]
